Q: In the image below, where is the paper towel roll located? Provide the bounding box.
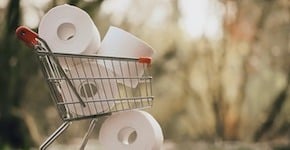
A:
[99,110,163,150]
[59,62,118,116]
[98,26,154,88]
[39,4,101,66]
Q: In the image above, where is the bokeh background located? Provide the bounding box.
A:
[0,0,289,149]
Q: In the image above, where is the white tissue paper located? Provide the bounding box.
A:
[98,26,154,88]
[99,110,163,150]
[38,4,101,66]
[59,62,118,116]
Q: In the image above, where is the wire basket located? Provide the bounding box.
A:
[40,51,153,121]
[16,26,154,149]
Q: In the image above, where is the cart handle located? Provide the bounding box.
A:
[138,57,151,64]
[16,26,87,107]
[16,26,38,48]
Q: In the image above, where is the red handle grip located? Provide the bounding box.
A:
[16,26,38,47]
[138,57,152,64]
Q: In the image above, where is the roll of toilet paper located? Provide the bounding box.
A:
[39,4,101,65]
[99,110,163,150]
[59,62,118,116]
[98,26,154,88]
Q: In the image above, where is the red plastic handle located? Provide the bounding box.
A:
[16,26,38,47]
[138,57,152,64]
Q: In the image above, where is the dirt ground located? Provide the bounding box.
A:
[46,139,290,150]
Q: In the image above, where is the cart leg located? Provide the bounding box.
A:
[40,121,71,150]
[79,118,98,150]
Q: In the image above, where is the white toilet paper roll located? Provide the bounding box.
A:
[39,4,101,65]
[99,110,163,150]
[98,26,154,88]
[59,63,118,116]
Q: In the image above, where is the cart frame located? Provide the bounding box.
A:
[16,26,154,150]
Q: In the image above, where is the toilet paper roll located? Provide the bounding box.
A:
[99,110,163,150]
[59,63,118,116]
[98,26,154,88]
[39,4,101,65]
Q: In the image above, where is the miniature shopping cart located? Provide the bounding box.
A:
[16,26,153,150]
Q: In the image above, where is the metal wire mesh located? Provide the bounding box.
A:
[36,50,153,121]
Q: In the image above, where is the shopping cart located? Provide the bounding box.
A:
[16,26,153,150]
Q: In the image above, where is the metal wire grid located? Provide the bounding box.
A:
[16,26,154,150]
[36,51,153,121]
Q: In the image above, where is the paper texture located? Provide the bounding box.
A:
[38,4,101,55]
[99,110,163,150]
[60,63,118,116]
[98,26,154,88]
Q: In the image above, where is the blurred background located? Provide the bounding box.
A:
[0,0,289,149]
